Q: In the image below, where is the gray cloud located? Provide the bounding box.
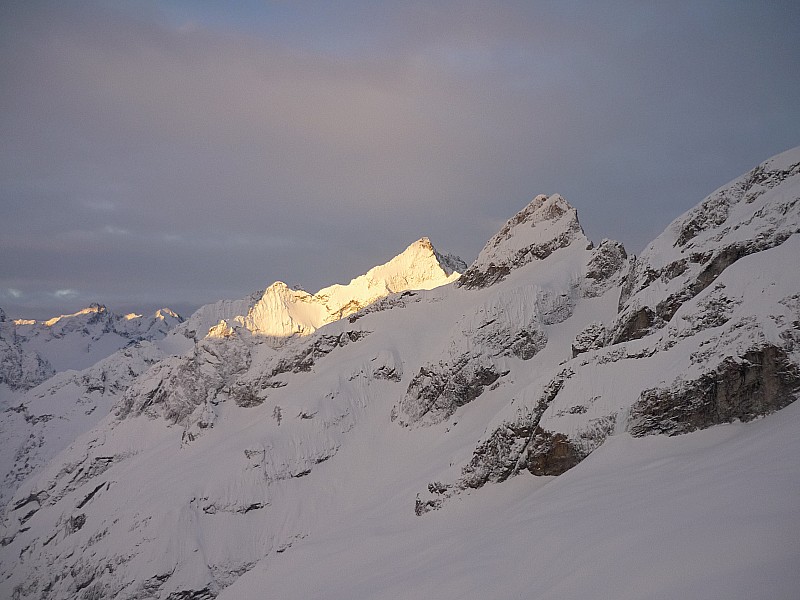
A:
[1,0,798,319]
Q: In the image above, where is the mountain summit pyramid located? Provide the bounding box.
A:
[170,237,465,346]
[225,237,466,340]
[458,193,588,289]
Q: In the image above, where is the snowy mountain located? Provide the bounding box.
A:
[186,237,465,342]
[0,240,464,513]
[0,304,183,395]
[0,310,54,398]
[0,306,185,513]
[1,148,799,600]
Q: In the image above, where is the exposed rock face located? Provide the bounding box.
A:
[612,152,800,343]
[457,369,580,489]
[394,358,503,426]
[394,281,582,427]
[675,159,800,246]
[413,365,617,514]
[267,330,370,378]
[628,345,800,436]
[583,239,627,298]
[117,337,253,425]
[457,194,587,289]
[571,322,607,357]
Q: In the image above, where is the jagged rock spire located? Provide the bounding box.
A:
[457,194,587,289]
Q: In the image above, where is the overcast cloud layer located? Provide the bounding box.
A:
[2,1,798,319]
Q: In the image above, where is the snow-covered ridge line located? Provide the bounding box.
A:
[203,237,465,341]
[458,194,587,289]
[1,303,183,391]
[12,304,180,328]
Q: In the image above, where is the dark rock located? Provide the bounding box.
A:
[458,369,574,488]
[165,588,216,600]
[68,513,86,534]
[457,263,511,290]
[396,357,501,425]
[270,331,369,376]
[230,386,265,408]
[572,322,607,357]
[628,345,800,436]
[524,427,583,476]
[584,239,627,297]
[611,306,655,343]
[415,494,442,516]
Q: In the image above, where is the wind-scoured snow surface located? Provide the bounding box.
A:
[1,147,799,599]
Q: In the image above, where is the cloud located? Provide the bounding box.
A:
[3,288,23,299]
[54,289,79,299]
[102,226,130,236]
[83,199,116,212]
[1,0,798,319]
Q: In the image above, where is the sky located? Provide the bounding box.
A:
[1,0,798,320]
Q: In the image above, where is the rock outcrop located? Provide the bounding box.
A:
[457,194,587,289]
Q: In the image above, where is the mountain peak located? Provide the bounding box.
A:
[372,237,467,282]
[410,236,433,249]
[457,193,587,289]
[42,303,108,327]
[208,238,465,341]
[4,150,800,600]
[154,308,181,321]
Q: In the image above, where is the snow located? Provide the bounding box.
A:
[0,147,798,599]
[217,237,464,340]
[219,401,800,600]
[4,304,182,373]
[0,306,184,508]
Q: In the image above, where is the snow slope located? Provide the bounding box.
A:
[0,306,184,508]
[0,239,463,513]
[0,147,798,600]
[219,400,800,600]
[0,342,168,508]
